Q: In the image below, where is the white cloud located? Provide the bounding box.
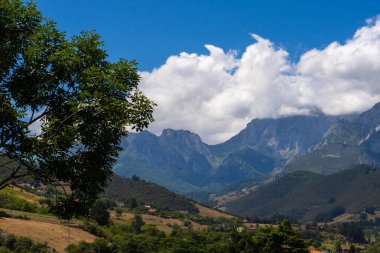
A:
[140,17,380,144]
[28,119,42,136]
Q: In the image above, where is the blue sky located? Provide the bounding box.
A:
[35,1,380,144]
[35,0,379,71]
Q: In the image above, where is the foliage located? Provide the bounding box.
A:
[247,214,297,225]
[0,0,155,219]
[365,207,376,215]
[348,244,356,253]
[130,198,137,209]
[365,240,380,253]
[91,199,110,226]
[66,238,112,253]
[67,220,309,253]
[331,239,342,253]
[80,221,106,238]
[0,234,51,253]
[335,222,366,243]
[115,207,122,218]
[0,192,47,213]
[131,214,145,234]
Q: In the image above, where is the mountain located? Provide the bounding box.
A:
[114,102,380,197]
[213,113,338,164]
[104,174,199,214]
[115,129,275,194]
[285,103,380,174]
[226,165,380,222]
[114,115,340,194]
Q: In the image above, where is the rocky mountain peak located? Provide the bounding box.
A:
[359,102,380,127]
[160,129,203,144]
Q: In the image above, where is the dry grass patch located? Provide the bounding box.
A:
[0,218,96,253]
[330,213,355,223]
[0,208,84,225]
[194,203,234,219]
[6,186,43,203]
[331,211,380,224]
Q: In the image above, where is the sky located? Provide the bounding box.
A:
[35,0,380,144]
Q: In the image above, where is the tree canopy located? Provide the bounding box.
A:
[0,0,155,218]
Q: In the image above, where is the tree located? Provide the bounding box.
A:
[365,240,380,253]
[331,239,342,253]
[348,244,356,253]
[252,220,309,253]
[225,220,309,253]
[0,0,155,219]
[115,207,123,219]
[91,199,110,226]
[365,207,375,215]
[131,214,145,234]
[130,198,137,209]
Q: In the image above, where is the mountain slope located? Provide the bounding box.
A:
[104,174,199,214]
[213,113,338,163]
[285,103,380,174]
[226,165,380,222]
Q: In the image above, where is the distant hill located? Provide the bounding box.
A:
[104,174,199,214]
[0,156,200,214]
[226,165,380,222]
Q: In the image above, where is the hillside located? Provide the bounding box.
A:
[104,174,199,213]
[0,182,235,251]
[0,163,200,215]
[226,165,380,222]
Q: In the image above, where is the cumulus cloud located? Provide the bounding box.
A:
[140,17,380,144]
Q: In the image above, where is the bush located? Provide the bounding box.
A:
[81,222,106,238]
[0,211,10,218]
[366,207,376,215]
[66,239,112,253]
[0,234,51,253]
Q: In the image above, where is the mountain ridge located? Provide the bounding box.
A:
[114,102,380,196]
